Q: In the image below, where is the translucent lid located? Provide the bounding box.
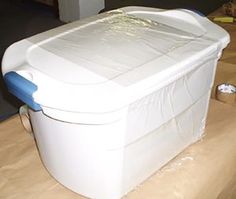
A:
[27,8,206,85]
[2,7,230,118]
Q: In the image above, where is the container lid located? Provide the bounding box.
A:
[2,7,230,119]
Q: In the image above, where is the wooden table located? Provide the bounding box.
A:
[1,8,236,199]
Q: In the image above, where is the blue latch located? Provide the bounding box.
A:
[4,72,42,111]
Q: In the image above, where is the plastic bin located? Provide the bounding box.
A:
[2,7,229,199]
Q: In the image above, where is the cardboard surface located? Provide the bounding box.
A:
[0,100,236,199]
[0,8,236,199]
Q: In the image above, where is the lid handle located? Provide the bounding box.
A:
[122,7,207,36]
[4,72,41,111]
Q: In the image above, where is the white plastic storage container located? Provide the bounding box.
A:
[2,7,229,199]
